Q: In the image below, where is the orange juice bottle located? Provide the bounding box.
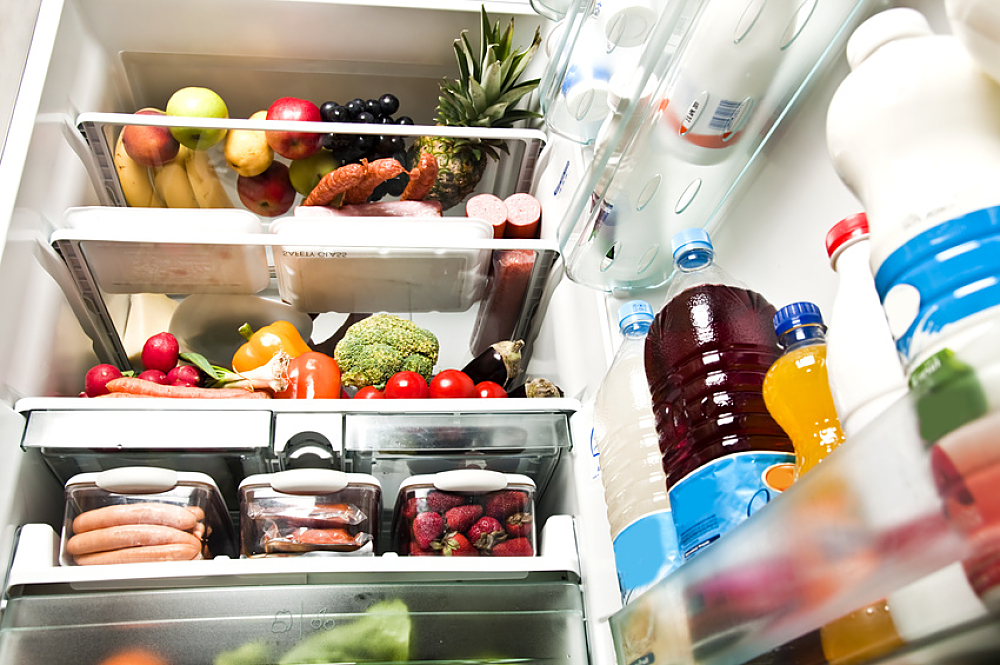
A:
[763,302,845,478]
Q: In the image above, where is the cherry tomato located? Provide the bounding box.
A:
[354,386,385,399]
[474,381,508,398]
[384,371,430,399]
[429,369,476,399]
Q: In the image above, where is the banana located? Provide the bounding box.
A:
[185,147,234,208]
[113,129,165,207]
[151,145,199,208]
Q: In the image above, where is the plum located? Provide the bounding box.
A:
[84,364,123,397]
[141,332,180,373]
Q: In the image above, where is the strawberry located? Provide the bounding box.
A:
[408,541,435,556]
[467,516,507,552]
[445,504,483,533]
[402,496,427,520]
[484,490,529,521]
[505,512,533,538]
[492,537,534,557]
[425,490,467,514]
[434,532,478,557]
[411,510,444,550]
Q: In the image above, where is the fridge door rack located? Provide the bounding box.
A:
[76,111,547,217]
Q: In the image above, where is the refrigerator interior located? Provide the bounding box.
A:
[0,0,998,663]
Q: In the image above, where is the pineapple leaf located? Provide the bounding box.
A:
[497,16,515,61]
[454,36,474,84]
[467,78,489,116]
[481,52,504,102]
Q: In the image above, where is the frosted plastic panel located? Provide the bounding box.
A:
[555,0,879,291]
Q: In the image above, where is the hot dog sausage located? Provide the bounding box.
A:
[72,503,199,534]
[73,543,201,565]
[66,524,201,556]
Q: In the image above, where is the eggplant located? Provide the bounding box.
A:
[507,377,563,399]
[462,340,524,389]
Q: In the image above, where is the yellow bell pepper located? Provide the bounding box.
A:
[232,321,312,373]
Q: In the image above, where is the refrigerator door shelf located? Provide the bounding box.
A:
[3,520,586,665]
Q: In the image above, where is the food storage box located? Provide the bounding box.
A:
[392,469,537,557]
[59,467,237,566]
[239,469,381,557]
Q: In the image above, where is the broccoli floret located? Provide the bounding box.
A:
[334,314,439,389]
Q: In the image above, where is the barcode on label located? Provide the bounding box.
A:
[707,99,744,132]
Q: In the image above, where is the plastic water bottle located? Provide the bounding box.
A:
[946,0,1000,85]
[824,213,908,437]
[645,228,794,561]
[763,302,845,478]
[593,300,679,603]
[826,7,1000,372]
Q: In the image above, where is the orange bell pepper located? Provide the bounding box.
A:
[274,351,342,399]
[232,321,312,373]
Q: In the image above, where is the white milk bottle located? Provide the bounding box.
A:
[826,7,1000,372]
[592,299,679,603]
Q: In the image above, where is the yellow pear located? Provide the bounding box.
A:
[224,110,273,177]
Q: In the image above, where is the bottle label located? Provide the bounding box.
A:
[669,451,795,560]
[613,509,681,604]
[875,205,1000,364]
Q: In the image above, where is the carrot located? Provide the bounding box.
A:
[66,524,201,556]
[73,542,201,565]
[344,157,406,204]
[72,503,199,533]
[401,152,439,201]
[303,161,368,206]
[104,377,271,399]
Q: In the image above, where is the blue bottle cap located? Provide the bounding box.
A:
[618,300,654,332]
[774,301,825,338]
[671,228,712,261]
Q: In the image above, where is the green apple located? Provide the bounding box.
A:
[165,86,229,150]
[288,149,342,196]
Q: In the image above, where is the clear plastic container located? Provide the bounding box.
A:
[238,469,381,557]
[392,469,537,557]
[60,466,237,566]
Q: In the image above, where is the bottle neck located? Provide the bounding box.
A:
[675,247,714,272]
[621,322,652,338]
[778,323,827,350]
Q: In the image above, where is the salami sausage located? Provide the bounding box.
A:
[465,193,508,239]
[502,193,541,239]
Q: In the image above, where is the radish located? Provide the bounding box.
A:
[138,369,168,384]
[167,365,201,387]
[142,332,180,373]
[84,364,123,397]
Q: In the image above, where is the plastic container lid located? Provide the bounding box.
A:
[400,469,536,494]
[846,7,933,71]
[774,301,825,337]
[65,467,220,494]
[826,212,870,261]
[240,469,381,494]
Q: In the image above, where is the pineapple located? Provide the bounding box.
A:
[409,7,542,210]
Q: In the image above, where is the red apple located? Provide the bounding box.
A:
[122,108,180,166]
[237,161,297,217]
[265,97,322,160]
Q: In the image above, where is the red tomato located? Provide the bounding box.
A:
[429,369,476,399]
[274,352,341,399]
[354,386,385,399]
[384,371,429,399]
[474,381,508,398]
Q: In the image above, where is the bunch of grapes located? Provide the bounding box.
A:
[319,92,413,177]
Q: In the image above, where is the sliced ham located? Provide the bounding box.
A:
[293,201,443,218]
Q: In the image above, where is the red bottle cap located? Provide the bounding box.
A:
[826,212,870,260]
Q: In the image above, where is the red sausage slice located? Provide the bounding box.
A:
[502,193,541,239]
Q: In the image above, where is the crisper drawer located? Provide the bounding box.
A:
[0,580,588,664]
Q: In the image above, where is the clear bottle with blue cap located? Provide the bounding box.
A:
[645,228,793,562]
[763,301,845,478]
[593,299,678,603]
